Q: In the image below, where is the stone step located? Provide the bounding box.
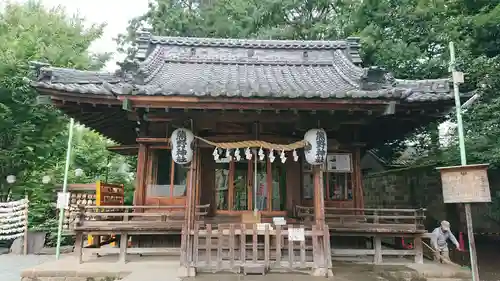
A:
[120,269,181,281]
[405,263,472,279]
[426,279,471,281]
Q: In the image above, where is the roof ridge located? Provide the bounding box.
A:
[136,31,361,49]
[149,35,351,48]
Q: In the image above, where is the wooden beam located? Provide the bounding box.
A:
[41,90,121,104]
[116,95,394,110]
[136,111,302,123]
[136,137,169,144]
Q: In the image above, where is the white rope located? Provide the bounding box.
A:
[0,199,28,240]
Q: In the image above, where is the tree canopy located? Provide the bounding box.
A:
[0,1,133,244]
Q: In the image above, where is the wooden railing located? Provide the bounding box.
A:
[294,206,426,264]
[295,206,426,233]
[71,204,210,263]
[181,223,332,275]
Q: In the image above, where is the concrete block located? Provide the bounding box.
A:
[177,266,196,277]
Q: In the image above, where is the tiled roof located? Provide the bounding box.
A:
[30,33,453,102]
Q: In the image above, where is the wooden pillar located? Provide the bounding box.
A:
[353,148,364,211]
[247,157,253,211]
[182,147,198,276]
[313,165,325,225]
[266,158,272,211]
[414,236,424,264]
[228,161,235,210]
[312,164,332,276]
[185,148,198,229]
[134,143,148,207]
[374,235,382,264]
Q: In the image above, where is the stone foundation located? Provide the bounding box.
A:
[20,270,128,281]
[21,277,120,281]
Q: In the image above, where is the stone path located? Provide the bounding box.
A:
[0,254,54,281]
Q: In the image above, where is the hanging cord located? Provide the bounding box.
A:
[194,135,308,151]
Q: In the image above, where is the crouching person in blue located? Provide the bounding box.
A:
[431,220,460,263]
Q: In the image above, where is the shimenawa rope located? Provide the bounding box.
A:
[194,136,308,151]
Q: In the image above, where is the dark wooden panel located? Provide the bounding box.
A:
[285,159,301,214]
[199,148,216,216]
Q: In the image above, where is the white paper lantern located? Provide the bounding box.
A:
[303,129,327,165]
[75,168,84,177]
[42,175,51,184]
[170,128,195,164]
[6,175,16,184]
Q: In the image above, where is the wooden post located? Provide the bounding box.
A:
[312,165,328,275]
[119,233,128,263]
[374,236,382,264]
[353,148,364,214]
[75,232,84,264]
[313,165,325,225]
[183,147,198,276]
[414,236,424,264]
[23,194,28,255]
[266,158,272,211]
[119,215,129,263]
[228,161,235,210]
[134,144,148,207]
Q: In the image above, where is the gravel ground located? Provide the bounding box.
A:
[0,254,54,281]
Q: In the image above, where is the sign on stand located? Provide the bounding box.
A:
[437,164,491,203]
[56,192,70,209]
[273,217,286,226]
[288,228,305,242]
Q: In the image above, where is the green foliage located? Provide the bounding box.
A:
[0,1,109,200]
[0,1,133,244]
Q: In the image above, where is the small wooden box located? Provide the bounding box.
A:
[241,211,261,224]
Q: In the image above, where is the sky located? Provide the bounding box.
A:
[17,0,150,71]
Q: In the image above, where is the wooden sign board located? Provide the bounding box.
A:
[437,164,491,203]
[326,153,352,173]
[288,228,305,241]
[273,217,286,226]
